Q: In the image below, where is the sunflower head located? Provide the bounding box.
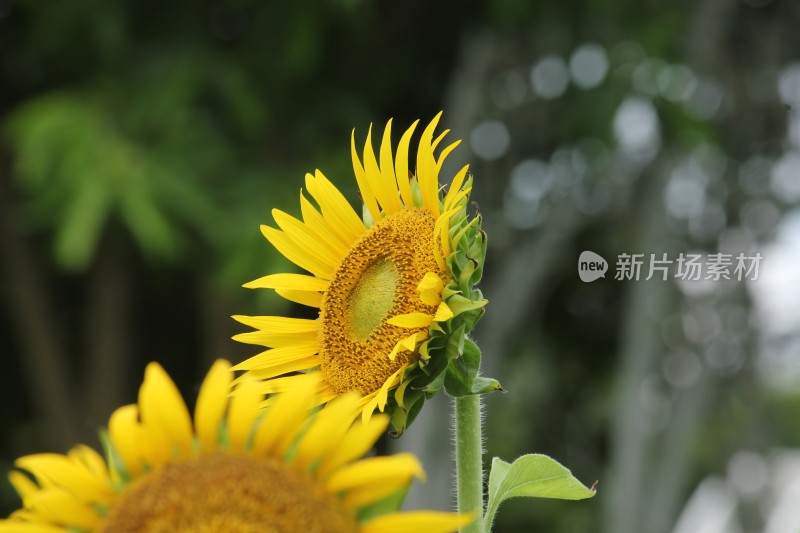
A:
[1,361,471,533]
[234,112,501,434]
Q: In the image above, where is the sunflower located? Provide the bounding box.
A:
[1,361,471,533]
[234,113,498,433]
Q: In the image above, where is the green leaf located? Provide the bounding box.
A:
[444,337,480,396]
[484,454,596,531]
[54,183,110,270]
[119,185,178,261]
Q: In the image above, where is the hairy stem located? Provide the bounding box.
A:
[454,394,484,533]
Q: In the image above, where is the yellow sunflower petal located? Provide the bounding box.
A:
[316,382,340,404]
[138,362,193,457]
[326,453,424,493]
[351,129,382,223]
[434,206,461,261]
[293,392,362,469]
[373,119,403,215]
[66,445,108,480]
[387,344,402,361]
[443,164,470,211]
[231,342,319,372]
[417,272,444,293]
[431,128,450,151]
[376,365,405,411]
[444,187,471,218]
[394,119,419,208]
[435,139,462,177]
[276,288,323,308]
[231,315,319,333]
[394,378,412,408]
[403,331,426,351]
[194,359,232,452]
[108,404,146,476]
[361,512,475,533]
[299,190,355,250]
[272,209,345,267]
[342,476,418,509]
[363,123,398,216]
[388,332,426,361]
[238,356,320,382]
[243,273,329,292]
[23,488,100,530]
[246,373,318,395]
[260,224,336,279]
[14,455,112,505]
[434,302,454,322]
[8,471,38,500]
[7,510,39,522]
[388,312,434,328]
[416,112,443,217]
[379,120,402,210]
[420,289,442,306]
[308,169,366,242]
[359,365,407,422]
[418,272,444,306]
[231,329,318,348]
[0,523,66,533]
[227,378,262,451]
[316,414,389,479]
[250,373,321,456]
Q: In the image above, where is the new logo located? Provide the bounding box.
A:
[578,251,608,283]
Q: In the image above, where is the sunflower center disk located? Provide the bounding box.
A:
[347,258,400,340]
[99,452,358,533]
[320,207,443,395]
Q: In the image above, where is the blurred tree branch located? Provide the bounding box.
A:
[0,150,76,451]
[81,231,132,436]
[604,161,673,533]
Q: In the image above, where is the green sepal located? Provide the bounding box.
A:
[446,293,488,317]
[468,229,487,284]
[444,324,466,359]
[410,175,424,208]
[390,386,428,436]
[390,392,425,436]
[444,337,479,395]
[441,285,461,300]
[472,376,504,394]
[418,363,448,393]
[99,429,130,489]
[443,337,501,397]
[362,203,375,228]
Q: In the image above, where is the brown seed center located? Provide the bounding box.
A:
[319,208,443,395]
[99,452,359,533]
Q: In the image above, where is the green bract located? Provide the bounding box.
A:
[389,177,502,435]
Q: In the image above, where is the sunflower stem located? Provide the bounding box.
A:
[454,394,484,533]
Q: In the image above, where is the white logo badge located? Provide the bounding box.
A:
[578,251,608,283]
